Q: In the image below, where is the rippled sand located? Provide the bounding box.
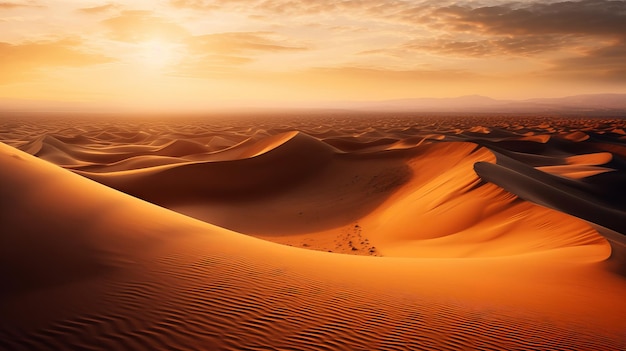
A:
[1,113,625,350]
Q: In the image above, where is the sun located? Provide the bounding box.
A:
[134,39,182,70]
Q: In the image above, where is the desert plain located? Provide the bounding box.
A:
[1,113,625,350]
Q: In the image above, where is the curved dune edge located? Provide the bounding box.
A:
[535,164,613,179]
[535,152,614,179]
[474,153,626,273]
[358,143,610,258]
[71,133,611,260]
[1,142,625,350]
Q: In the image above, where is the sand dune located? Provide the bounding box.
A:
[1,114,625,350]
[533,151,613,178]
[75,131,337,202]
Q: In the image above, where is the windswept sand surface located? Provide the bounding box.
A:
[1,114,625,350]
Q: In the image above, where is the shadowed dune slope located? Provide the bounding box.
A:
[475,154,626,235]
[1,142,626,350]
[76,131,338,202]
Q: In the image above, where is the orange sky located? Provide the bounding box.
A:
[1,0,625,111]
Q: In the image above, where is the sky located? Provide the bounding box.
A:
[1,0,625,111]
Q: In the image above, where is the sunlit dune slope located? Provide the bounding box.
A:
[535,152,613,178]
[1,141,625,350]
[360,143,609,258]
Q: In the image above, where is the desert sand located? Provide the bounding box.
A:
[1,113,625,350]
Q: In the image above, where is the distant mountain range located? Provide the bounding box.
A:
[341,94,626,114]
[1,94,625,114]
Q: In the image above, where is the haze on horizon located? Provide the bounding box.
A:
[1,0,625,112]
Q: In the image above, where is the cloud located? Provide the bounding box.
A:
[0,2,25,9]
[253,0,368,15]
[101,10,188,42]
[169,0,221,11]
[404,34,575,57]
[0,1,40,9]
[174,32,307,77]
[163,0,626,38]
[426,0,626,38]
[0,38,112,84]
[547,39,626,82]
[384,0,626,66]
[404,0,626,81]
[169,0,406,16]
[306,66,479,82]
[115,0,626,87]
[168,0,626,58]
[187,32,306,54]
[78,3,119,14]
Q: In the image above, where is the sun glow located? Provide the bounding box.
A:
[134,40,183,70]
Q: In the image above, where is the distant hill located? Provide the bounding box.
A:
[343,94,626,114]
[1,94,625,115]
[522,94,626,111]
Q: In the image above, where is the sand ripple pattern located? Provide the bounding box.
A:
[2,248,624,351]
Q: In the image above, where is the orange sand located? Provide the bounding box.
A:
[1,114,625,350]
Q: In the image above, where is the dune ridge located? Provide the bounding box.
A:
[1,114,625,349]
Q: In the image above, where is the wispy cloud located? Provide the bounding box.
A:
[78,3,120,15]
[424,0,626,37]
[398,0,626,83]
[174,32,307,77]
[0,1,40,9]
[187,32,306,55]
[0,38,111,84]
[101,10,188,42]
[403,0,626,56]
[170,0,409,18]
[546,38,626,82]
[403,34,577,57]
